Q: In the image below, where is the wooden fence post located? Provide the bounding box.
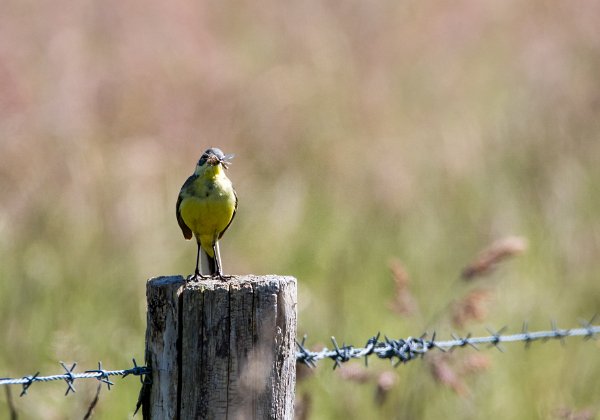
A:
[143,275,297,419]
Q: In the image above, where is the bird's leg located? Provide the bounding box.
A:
[213,242,233,281]
[187,241,208,282]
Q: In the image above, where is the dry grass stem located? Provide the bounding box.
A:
[428,354,468,397]
[462,236,528,280]
[374,371,397,406]
[336,364,372,384]
[451,288,494,328]
[387,259,419,316]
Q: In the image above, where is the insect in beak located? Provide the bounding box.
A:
[220,154,235,169]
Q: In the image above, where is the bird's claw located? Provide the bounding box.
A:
[186,273,233,282]
[186,273,210,282]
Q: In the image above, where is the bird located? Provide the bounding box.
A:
[176,148,237,280]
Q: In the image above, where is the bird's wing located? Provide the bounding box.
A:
[219,188,238,239]
[176,175,196,240]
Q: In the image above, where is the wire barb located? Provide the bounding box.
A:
[19,372,39,397]
[579,315,598,340]
[85,362,114,390]
[60,362,77,395]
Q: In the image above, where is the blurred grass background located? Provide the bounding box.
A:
[1,0,600,418]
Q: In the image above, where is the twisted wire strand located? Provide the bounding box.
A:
[1,320,598,396]
[296,320,600,368]
[0,359,150,396]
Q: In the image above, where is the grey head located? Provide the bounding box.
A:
[198,148,234,168]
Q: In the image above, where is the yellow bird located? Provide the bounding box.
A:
[176,148,237,280]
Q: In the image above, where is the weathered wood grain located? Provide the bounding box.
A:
[145,275,297,420]
[143,275,185,420]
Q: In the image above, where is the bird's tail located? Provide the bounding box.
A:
[200,242,222,276]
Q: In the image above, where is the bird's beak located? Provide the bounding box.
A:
[206,155,220,166]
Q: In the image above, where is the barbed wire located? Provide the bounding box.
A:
[1,319,598,397]
[296,317,600,368]
[0,359,150,397]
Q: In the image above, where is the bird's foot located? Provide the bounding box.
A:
[186,272,210,282]
[213,273,234,281]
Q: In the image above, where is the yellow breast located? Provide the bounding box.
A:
[179,171,236,256]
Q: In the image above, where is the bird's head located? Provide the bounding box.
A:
[197,148,235,170]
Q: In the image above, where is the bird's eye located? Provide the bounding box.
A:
[198,153,209,164]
